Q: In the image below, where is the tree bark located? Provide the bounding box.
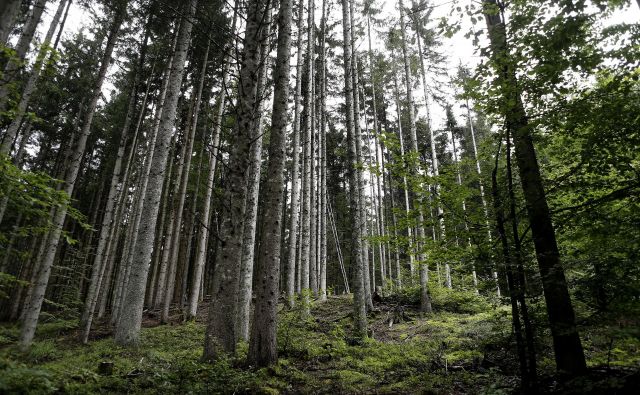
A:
[161,40,210,323]
[318,0,328,301]
[1,0,66,157]
[465,98,500,295]
[398,0,432,313]
[285,0,306,307]
[237,15,271,340]
[19,2,126,348]
[483,0,586,374]
[79,46,145,343]
[247,0,294,366]
[0,0,21,45]
[392,72,415,282]
[114,0,196,346]
[341,0,367,339]
[204,0,270,360]
[348,0,373,312]
[187,28,235,317]
[0,0,48,116]
[299,0,315,313]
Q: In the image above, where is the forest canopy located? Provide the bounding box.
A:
[0,0,638,393]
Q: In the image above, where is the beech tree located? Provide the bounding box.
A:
[481,0,586,374]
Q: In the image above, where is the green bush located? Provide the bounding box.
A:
[398,285,491,314]
[0,360,57,394]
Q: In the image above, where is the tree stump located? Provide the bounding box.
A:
[98,361,114,376]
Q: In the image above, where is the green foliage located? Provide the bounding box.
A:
[398,284,492,314]
[0,272,27,300]
[0,156,89,241]
[0,360,57,395]
[0,297,522,394]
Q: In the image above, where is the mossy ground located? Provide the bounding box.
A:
[0,289,638,394]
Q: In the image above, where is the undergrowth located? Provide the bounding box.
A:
[0,291,638,394]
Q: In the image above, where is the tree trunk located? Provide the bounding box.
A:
[506,127,538,387]
[392,72,415,282]
[299,0,315,314]
[161,40,210,323]
[187,26,235,317]
[114,0,196,346]
[0,0,21,45]
[348,0,372,312]
[398,0,432,313]
[341,0,367,339]
[98,60,154,318]
[465,98,500,295]
[491,140,530,387]
[1,0,66,157]
[247,0,294,366]
[483,0,586,374]
[318,0,328,302]
[204,0,270,360]
[285,0,306,307]
[0,0,48,115]
[237,16,271,340]
[18,4,125,348]
[79,45,145,343]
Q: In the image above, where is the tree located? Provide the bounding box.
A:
[114,0,196,347]
[204,0,270,360]
[78,28,149,343]
[285,0,306,308]
[248,0,294,366]
[187,3,238,319]
[237,12,271,341]
[398,0,432,313]
[19,1,127,348]
[0,0,21,45]
[482,0,586,374]
[1,0,66,157]
[341,0,367,339]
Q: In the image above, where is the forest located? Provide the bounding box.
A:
[0,0,639,393]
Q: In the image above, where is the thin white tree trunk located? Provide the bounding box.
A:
[348,0,372,311]
[0,0,48,112]
[414,14,445,241]
[341,0,367,338]
[366,17,389,291]
[161,39,210,323]
[204,0,270,359]
[247,0,294,366]
[318,0,328,302]
[398,0,432,313]
[114,0,196,346]
[299,0,315,313]
[187,36,234,317]
[79,59,141,343]
[1,0,66,156]
[392,72,415,281]
[100,62,155,317]
[19,4,125,348]
[237,16,271,340]
[465,98,500,296]
[285,0,306,307]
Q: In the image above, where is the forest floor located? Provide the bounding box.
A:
[0,291,639,394]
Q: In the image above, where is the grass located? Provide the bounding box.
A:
[0,291,638,394]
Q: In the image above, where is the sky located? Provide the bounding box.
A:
[30,0,640,134]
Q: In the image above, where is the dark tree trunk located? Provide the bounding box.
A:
[483,0,586,374]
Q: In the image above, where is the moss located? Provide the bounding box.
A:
[9,295,635,393]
